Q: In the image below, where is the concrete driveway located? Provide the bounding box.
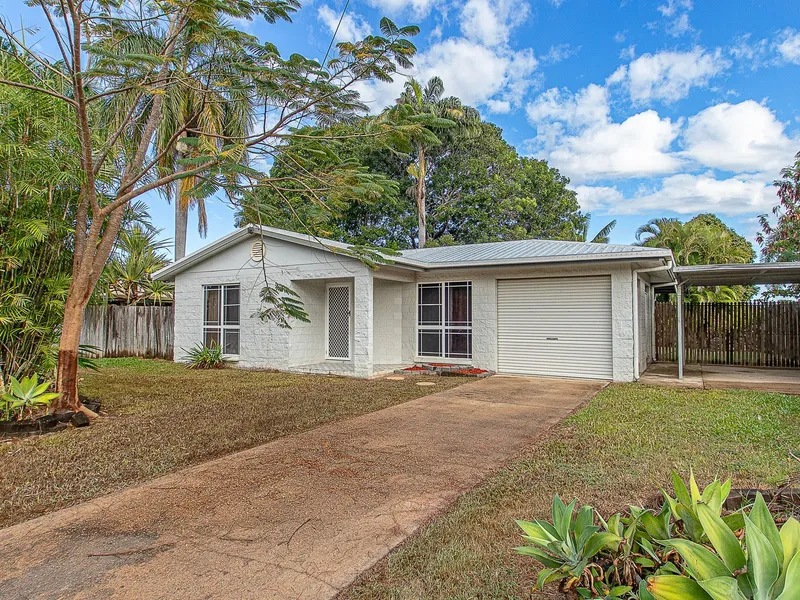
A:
[640,362,800,395]
[0,375,605,600]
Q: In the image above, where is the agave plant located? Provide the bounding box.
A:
[1,374,61,420]
[662,471,744,543]
[647,493,800,600]
[516,495,623,596]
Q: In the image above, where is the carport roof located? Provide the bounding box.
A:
[672,262,800,287]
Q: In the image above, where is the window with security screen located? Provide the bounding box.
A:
[417,282,472,359]
[203,284,240,355]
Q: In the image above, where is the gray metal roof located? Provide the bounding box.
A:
[154,225,673,280]
[673,262,800,286]
[399,238,670,266]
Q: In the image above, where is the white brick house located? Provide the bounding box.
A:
[154,225,675,381]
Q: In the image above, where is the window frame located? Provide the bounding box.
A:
[203,283,241,357]
[416,281,472,361]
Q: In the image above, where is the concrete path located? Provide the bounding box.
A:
[640,362,800,395]
[0,375,605,600]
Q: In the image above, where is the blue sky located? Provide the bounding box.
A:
[4,0,799,256]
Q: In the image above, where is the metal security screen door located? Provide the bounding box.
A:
[327,285,351,359]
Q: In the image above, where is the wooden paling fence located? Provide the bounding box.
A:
[655,301,800,367]
[81,305,174,359]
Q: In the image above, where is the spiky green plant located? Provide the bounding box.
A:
[1,374,61,420]
[647,493,800,600]
[515,496,623,595]
[183,344,227,369]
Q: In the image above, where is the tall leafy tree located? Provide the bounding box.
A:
[758,150,800,299]
[388,77,480,248]
[1,1,420,409]
[425,124,586,245]
[156,16,254,260]
[637,213,756,301]
[0,48,79,384]
[243,119,588,248]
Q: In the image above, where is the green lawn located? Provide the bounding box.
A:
[343,384,800,600]
[0,358,466,529]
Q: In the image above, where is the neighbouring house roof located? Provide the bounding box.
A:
[153,225,673,281]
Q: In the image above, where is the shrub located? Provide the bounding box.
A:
[183,343,226,369]
[647,492,800,600]
[515,471,800,599]
[1,374,61,420]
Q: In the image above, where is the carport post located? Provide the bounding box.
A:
[676,282,684,379]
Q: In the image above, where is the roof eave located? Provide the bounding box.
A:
[413,250,672,270]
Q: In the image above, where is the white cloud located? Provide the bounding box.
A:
[729,28,800,69]
[486,99,512,113]
[317,6,372,43]
[776,28,800,64]
[657,0,691,17]
[459,0,530,47]
[355,38,539,113]
[526,84,683,182]
[526,84,609,129]
[608,47,729,104]
[729,34,771,68]
[619,45,636,60]
[682,100,799,173]
[572,185,624,212]
[616,173,775,216]
[540,43,580,65]
[613,31,626,44]
[547,111,683,182]
[657,0,693,37]
[363,0,438,19]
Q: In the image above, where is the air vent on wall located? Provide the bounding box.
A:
[250,240,266,262]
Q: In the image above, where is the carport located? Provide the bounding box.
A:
[655,262,800,379]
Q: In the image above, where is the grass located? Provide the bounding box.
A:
[343,384,800,600]
[0,358,467,529]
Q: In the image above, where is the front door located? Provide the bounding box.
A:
[326,285,351,359]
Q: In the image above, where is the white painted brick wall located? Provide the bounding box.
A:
[411,263,638,381]
[373,279,403,364]
[173,235,369,370]
[352,274,373,377]
[289,279,326,366]
[172,230,644,381]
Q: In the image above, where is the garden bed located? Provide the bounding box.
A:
[397,364,494,378]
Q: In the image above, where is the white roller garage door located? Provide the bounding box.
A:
[497,276,613,379]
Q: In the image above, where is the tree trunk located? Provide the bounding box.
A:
[54,296,86,411]
[174,152,188,260]
[175,192,188,260]
[416,148,427,249]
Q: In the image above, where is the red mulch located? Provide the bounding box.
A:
[403,366,427,371]
[453,368,488,375]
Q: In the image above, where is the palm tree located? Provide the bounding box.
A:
[103,226,173,305]
[636,215,755,301]
[388,77,481,248]
[155,20,253,260]
[575,214,617,243]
